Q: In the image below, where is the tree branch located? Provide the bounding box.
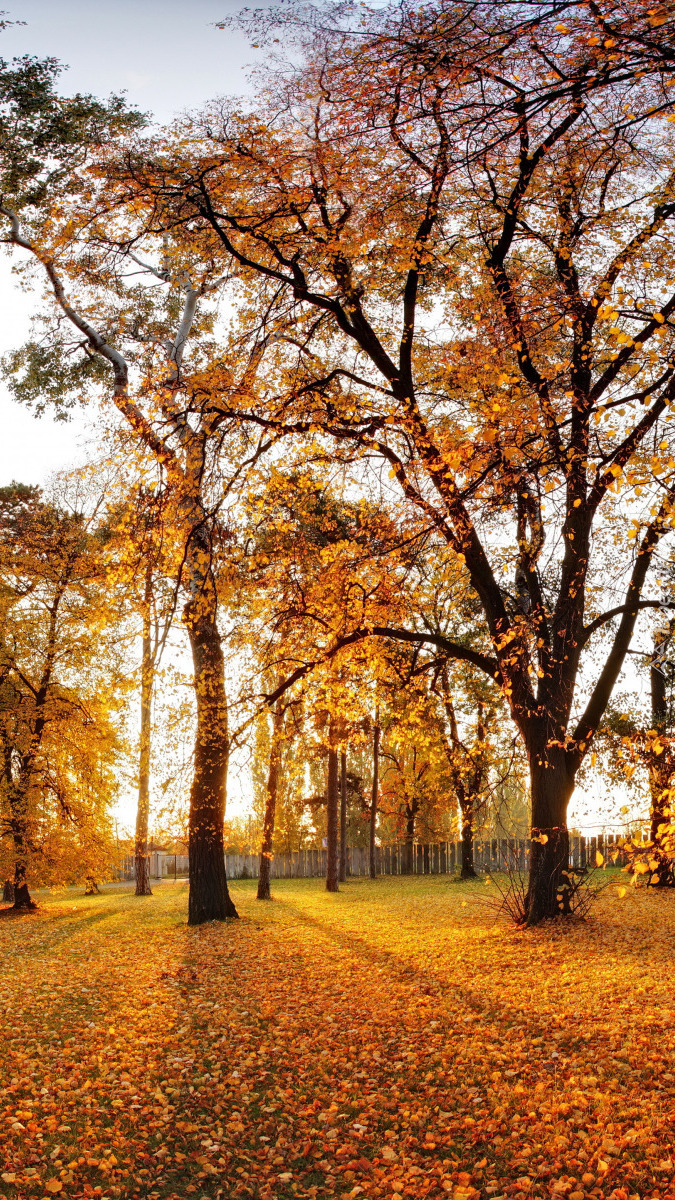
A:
[264,625,499,706]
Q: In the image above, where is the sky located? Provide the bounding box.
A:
[0,0,267,486]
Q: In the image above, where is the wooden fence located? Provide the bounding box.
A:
[114,833,628,882]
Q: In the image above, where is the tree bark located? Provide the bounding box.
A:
[185,596,238,924]
[403,802,416,875]
[524,740,575,925]
[650,651,669,840]
[12,857,36,910]
[2,879,14,903]
[369,715,380,879]
[339,748,348,883]
[10,787,36,909]
[257,700,283,900]
[459,795,477,879]
[135,562,153,896]
[326,718,339,892]
[648,632,674,885]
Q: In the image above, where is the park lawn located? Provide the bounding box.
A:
[0,877,674,1200]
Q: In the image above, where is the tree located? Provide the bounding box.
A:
[369,710,380,880]
[376,681,457,866]
[325,710,340,892]
[121,0,675,921]
[0,483,125,907]
[597,620,675,885]
[339,745,348,883]
[0,50,143,221]
[135,559,154,896]
[257,696,285,900]
[436,667,496,880]
[646,624,675,881]
[105,484,179,897]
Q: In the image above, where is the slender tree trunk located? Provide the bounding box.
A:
[369,714,380,879]
[339,749,348,883]
[459,794,477,879]
[524,741,574,925]
[648,638,674,884]
[650,652,669,839]
[2,748,15,903]
[135,562,153,897]
[257,700,284,900]
[8,580,65,913]
[403,804,415,875]
[185,598,237,924]
[326,718,339,892]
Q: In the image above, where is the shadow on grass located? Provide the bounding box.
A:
[0,904,39,919]
[271,888,498,1013]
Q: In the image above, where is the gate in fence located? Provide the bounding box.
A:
[113,833,627,882]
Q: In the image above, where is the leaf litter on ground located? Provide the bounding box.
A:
[0,876,674,1200]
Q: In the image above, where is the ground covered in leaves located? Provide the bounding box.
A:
[0,876,674,1200]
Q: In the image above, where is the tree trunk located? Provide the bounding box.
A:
[12,860,36,910]
[257,700,283,900]
[135,562,153,897]
[403,804,415,875]
[459,796,477,879]
[524,742,574,925]
[2,879,14,903]
[10,789,36,910]
[369,715,380,879]
[650,652,669,840]
[185,601,238,923]
[134,855,152,897]
[326,718,339,892]
[648,638,674,885]
[339,749,348,883]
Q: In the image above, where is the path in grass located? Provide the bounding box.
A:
[0,877,674,1200]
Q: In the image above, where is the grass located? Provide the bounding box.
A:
[0,874,674,1200]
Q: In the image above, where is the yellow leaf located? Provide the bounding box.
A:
[1,1174,16,1184]
[45,1182,63,1195]
[595,850,604,866]
[618,886,626,898]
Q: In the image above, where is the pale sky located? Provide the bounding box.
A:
[0,0,267,486]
